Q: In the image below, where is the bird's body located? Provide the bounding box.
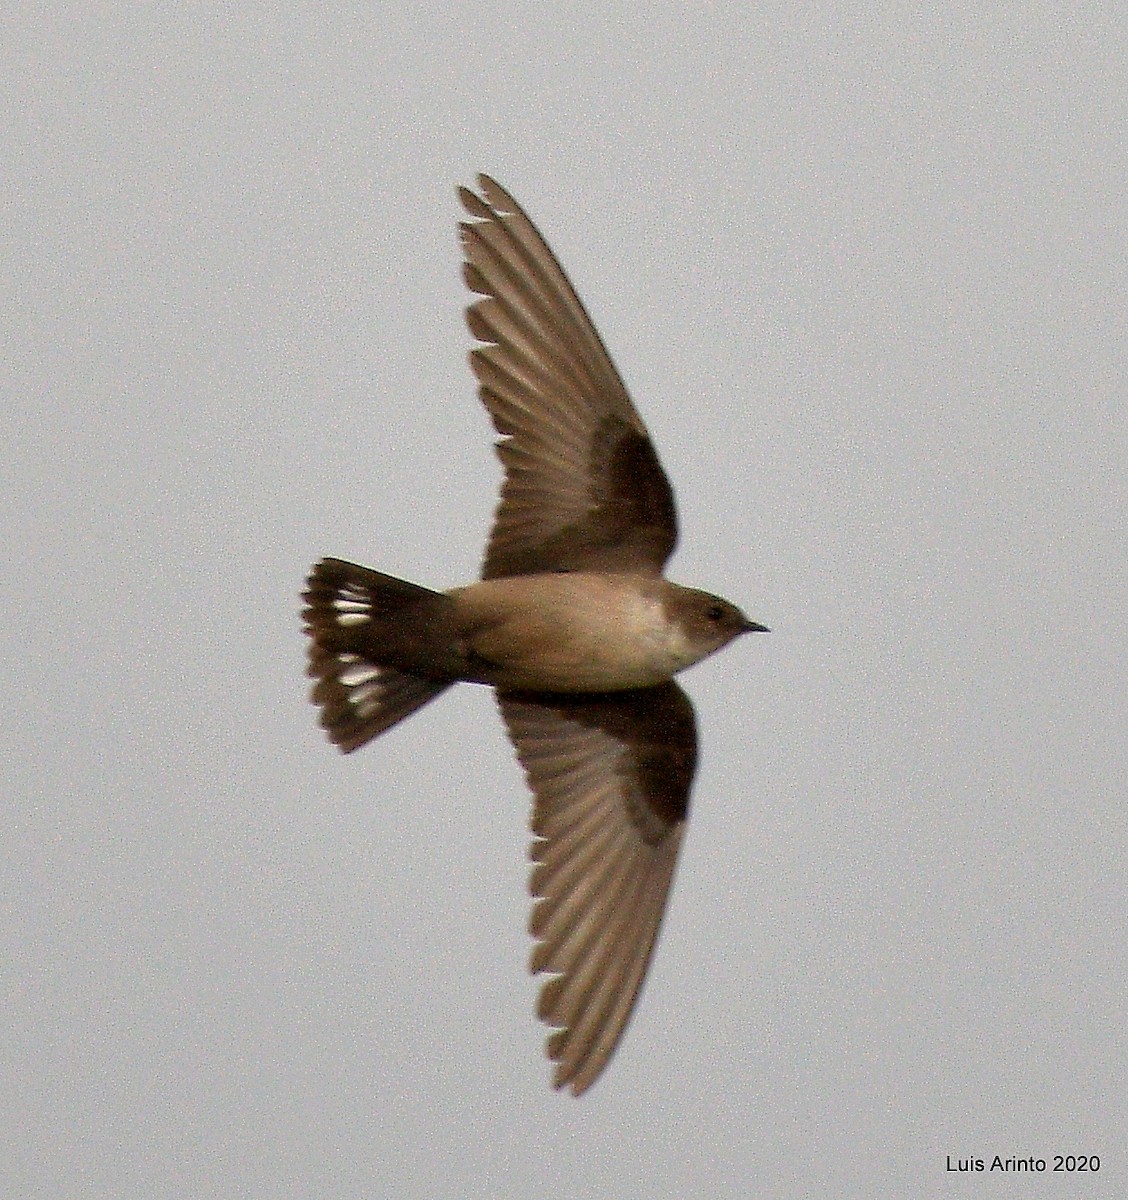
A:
[448,573,749,691]
[302,175,768,1094]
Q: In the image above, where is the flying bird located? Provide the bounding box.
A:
[302,175,768,1094]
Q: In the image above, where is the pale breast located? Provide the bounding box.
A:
[449,573,695,691]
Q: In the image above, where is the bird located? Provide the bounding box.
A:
[302,174,769,1095]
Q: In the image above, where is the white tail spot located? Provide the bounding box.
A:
[336,655,383,717]
[333,591,371,625]
[339,662,380,688]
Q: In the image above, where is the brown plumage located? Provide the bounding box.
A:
[302,175,767,1094]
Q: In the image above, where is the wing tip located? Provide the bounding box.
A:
[458,173,519,220]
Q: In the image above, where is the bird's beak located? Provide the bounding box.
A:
[742,619,770,633]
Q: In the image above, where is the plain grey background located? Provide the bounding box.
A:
[4,4,1125,1197]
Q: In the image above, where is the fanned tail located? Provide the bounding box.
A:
[302,558,456,752]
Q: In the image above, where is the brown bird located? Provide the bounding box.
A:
[302,175,768,1095]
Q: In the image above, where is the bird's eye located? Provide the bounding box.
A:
[706,604,725,622]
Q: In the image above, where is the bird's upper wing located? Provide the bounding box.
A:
[459,175,678,580]
[497,682,696,1095]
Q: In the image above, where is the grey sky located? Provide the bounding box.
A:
[4,4,1125,1197]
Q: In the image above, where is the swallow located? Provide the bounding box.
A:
[302,175,768,1094]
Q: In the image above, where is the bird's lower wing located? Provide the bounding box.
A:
[497,682,697,1094]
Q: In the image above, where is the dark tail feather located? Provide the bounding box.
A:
[302,558,455,752]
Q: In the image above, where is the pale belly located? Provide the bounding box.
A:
[448,573,698,691]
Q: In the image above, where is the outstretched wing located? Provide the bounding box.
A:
[460,175,678,580]
[497,682,696,1094]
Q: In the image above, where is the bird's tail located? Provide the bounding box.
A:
[302,558,458,752]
